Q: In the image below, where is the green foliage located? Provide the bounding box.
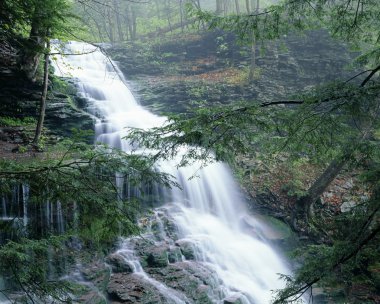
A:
[51,75,77,95]
[273,189,380,303]
[127,101,268,168]
[0,133,177,300]
[1,0,76,41]
[0,117,36,127]
[128,79,380,171]
[0,236,75,302]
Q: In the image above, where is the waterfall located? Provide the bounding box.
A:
[53,41,294,304]
[22,184,29,229]
[1,197,6,219]
[56,201,65,234]
[0,276,10,304]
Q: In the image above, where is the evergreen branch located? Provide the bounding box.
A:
[10,265,35,304]
[345,69,373,83]
[49,48,98,56]
[260,100,304,107]
[275,223,380,303]
[360,64,380,87]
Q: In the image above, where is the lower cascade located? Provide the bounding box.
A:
[54,41,293,304]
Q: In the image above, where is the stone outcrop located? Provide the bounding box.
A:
[107,273,167,303]
[0,75,94,139]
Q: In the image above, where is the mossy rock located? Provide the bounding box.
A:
[175,239,196,260]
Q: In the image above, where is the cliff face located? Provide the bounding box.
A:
[0,42,94,153]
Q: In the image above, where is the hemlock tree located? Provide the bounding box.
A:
[128,0,380,302]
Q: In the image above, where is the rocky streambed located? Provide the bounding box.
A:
[75,204,293,304]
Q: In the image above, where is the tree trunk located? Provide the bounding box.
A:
[113,0,124,42]
[216,0,223,15]
[224,0,231,16]
[33,38,50,144]
[146,19,194,38]
[245,0,250,13]
[131,7,137,40]
[155,0,161,19]
[248,35,256,81]
[107,8,115,43]
[125,4,133,40]
[21,17,43,81]
[251,0,256,12]
[165,0,173,32]
[235,0,240,14]
[179,0,184,32]
[292,155,349,230]
[248,0,259,81]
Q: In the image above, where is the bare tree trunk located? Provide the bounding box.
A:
[251,0,256,13]
[235,0,240,14]
[223,0,229,16]
[155,0,161,19]
[146,19,194,38]
[107,8,115,43]
[125,4,133,40]
[131,7,137,40]
[165,0,173,32]
[216,0,223,15]
[248,0,259,81]
[245,0,250,13]
[33,38,50,144]
[180,0,184,32]
[113,0,124,42]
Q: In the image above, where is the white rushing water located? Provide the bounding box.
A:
[54,41,292,304]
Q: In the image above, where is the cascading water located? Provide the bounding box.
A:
[22,184,29,229]
[54,41,294,304]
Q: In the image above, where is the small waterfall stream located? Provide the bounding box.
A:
[54,41,293,304]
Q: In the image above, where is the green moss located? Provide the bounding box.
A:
[51,75,77,96]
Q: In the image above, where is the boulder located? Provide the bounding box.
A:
[107,273,166,303]
[76,290,107,304]
[167,246,182,263]
[223,293,244,304]
[106,253,134,273]
[146,261,221,303]
[145,246,169,268]
[340,201,356,213]
[175,239,196,260]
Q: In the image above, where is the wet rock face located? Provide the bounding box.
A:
[145,246,169,268]
[174,240,195,260]
[102,207,225,304]
[0,76,94,138]
[107,273,167,303]
[146,261,221,304]
[106,253,134,274]
[44,96,94,137]
[223,293,244,304]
